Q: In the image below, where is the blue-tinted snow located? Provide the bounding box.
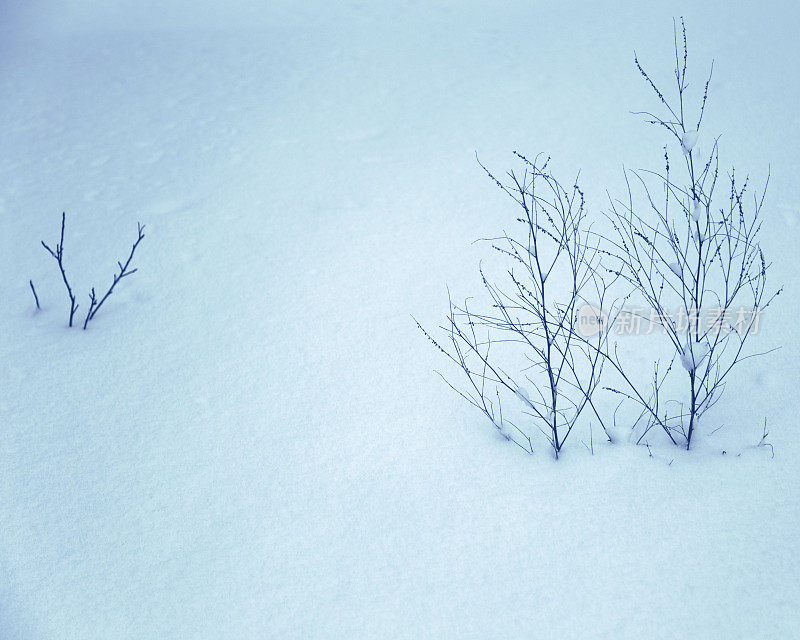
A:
[1,1,798,638]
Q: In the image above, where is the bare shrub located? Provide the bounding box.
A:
[418,153,615,458]
[599,19,781,449]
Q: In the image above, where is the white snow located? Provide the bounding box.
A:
[516,387,531,403]
[1,2,799,639]
[681,130,699,154]
[680,340,711,372]
[692,198,704,222]
[694,225,706,243]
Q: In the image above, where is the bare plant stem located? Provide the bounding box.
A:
[82,222,146,329]
[29,280,40,310]
[41,212,78,327]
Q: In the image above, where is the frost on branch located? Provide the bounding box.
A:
[681,130,698,154]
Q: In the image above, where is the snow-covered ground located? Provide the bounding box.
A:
[1,1,798,638]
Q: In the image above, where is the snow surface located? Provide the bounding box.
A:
[1,1,799,638]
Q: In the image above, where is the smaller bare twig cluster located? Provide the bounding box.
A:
[40,212,146,329]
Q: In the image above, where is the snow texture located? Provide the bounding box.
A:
[1,2,799,639]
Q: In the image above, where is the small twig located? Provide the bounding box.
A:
[83,222,146,329]
[83,288,97,330]
[29,280,41,310]
[758,417,774,458]
[41,212,78,327]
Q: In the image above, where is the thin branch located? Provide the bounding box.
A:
[83,222,146,329]
[41,212,78,327]
[29,280,41,310]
